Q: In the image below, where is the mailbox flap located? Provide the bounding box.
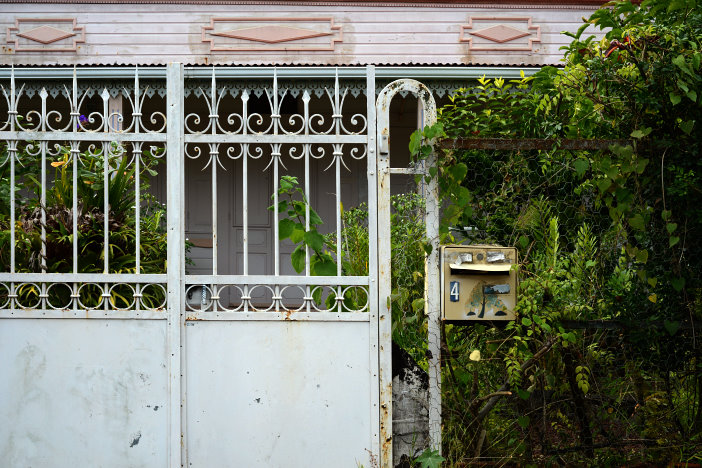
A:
[449,263,513,272]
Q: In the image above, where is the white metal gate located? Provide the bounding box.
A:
[0,64,386,467]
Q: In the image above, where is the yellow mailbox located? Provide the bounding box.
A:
[440,245,518,321]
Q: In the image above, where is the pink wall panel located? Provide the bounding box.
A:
[1,2,603,66]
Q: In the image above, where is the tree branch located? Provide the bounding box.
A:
[470,335,558,426]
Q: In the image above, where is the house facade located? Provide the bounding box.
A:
[0,2,603,467]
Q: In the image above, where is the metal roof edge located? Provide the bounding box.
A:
[0,66,546,80]
[0,0,606,8]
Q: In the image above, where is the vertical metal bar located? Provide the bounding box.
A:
[166,62,184,468]
[333,70,343,312]
[273,143,280,312]
[134,140,142,311]
[334,68,340,134]
[102,89,109,275]
[70,69,79,310]
[9,67,15,275]
[134,66,141,133]
[40,88,47,275]
[335,144,342,313]
[365,65,381,465]
[134,68,143,312]
[40,87,47,309]
[8,67,16,310]
[272,68,279,136]
[242,89,249,312]
[376,80,393,468]
[423,111,442,457]
[210,69,218,312]
[273,146,280,277]
[134,68,142,274]
[272,70,280,311]
[101,89,110,313]
[303,90,311,311]
[131,69,142,311]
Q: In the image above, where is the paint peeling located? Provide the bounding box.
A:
[129,431,141,447]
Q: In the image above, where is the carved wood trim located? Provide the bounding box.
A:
[460,16,541,52]
[6,18,85,52]
[202,17,343,52]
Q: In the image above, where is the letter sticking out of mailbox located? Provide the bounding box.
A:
[440,245,518,321]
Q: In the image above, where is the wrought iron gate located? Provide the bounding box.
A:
[1,63,386,467]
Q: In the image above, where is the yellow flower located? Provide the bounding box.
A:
[51,160,66,168]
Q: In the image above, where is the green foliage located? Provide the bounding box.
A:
[0,143,167,308]
[414,448,445,468]
[0,143,167,274]
[272,175,337,277]
[409,0,702,464]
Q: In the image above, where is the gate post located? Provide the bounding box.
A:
[376,80,440,467]
[166,62,185,468]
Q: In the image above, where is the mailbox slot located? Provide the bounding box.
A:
[441,245,518,321]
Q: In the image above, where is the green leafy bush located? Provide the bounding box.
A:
[1,143,167,308]
[409,0,702,464]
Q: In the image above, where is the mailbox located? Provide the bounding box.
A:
[440,245,518,321]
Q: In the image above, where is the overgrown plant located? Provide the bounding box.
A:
[0,143,167,308]
[409,0,702,464]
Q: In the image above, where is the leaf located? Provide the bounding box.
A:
[469,350,481,361]
[596,178,612,193]
[664,320,681,336]
[517,415,530,429]
[449,162,468,182]
[290,227,305,243]
[680,120,695,135]
[630,129,647,139]
[278,218,295,240]
[279,175,296,191]
[648,294,657,303]
[671,277,686,292]
[512,237,528,252]
[628,214,645,231]
[648,277,657,288]
[666,223,678,234]
[672,54,687,69]
[635,249,648,264]
[669,93,682,106]
[309,209,323,226]
[411,298,425,313]
[670,236,680,247]
[303,230,325,252]
[311,256,336,276]
[574,158,589,178]
[416,449,445,468]
[409,130,422,156]
[423,122,444,140]
[312,287,322,305]
[290,245,306,273]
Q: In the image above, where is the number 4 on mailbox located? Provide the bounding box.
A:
[449,281,460,302]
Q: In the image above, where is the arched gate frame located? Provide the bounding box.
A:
[376,80,441,467]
